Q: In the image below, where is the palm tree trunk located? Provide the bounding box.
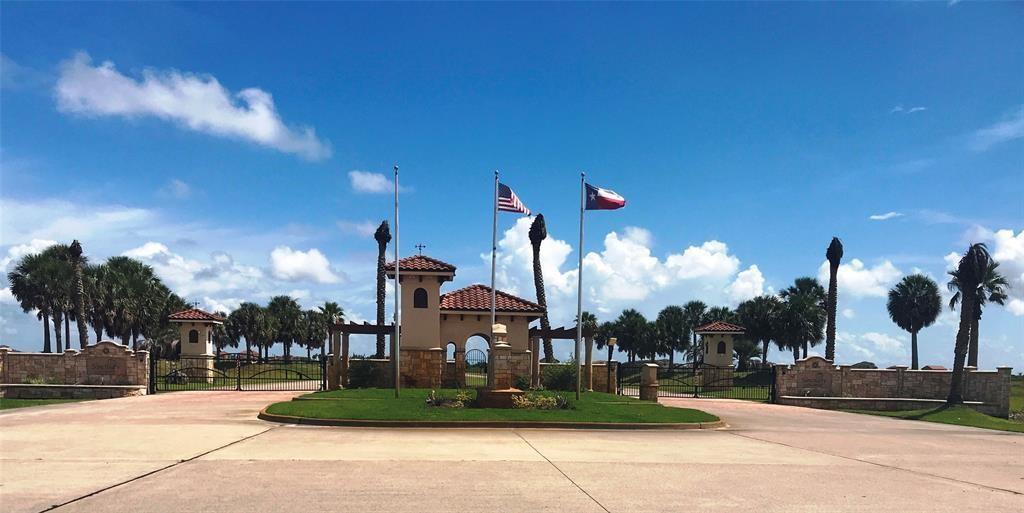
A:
[968,316,980,368]
[802,341,808,359]
[761,339,770,365]
[42,312,52,353]
[948,293,974,404]
[826,264,838,361]
[93,325,102,343]
[530,243,554,363]
[52,312,63,353]
[64,314,70,350]
[375,244,386,359]
[792,347,799,363]
[911,330,919,370]
[245,339,252,363]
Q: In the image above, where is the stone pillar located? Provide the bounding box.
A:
[584,336,594,392]
[640,363,659,402]
[429,347,444,389]
[491,342,513,390]
[607,361,618,394]
[328,331,341,390]
[893,365,908,397]
[454,349,466,388]
[837,364,852,397]
[341,333,350,388]
[996,367,1012,418]
[530,336,541,388]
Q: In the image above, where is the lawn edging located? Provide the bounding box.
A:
[257,405,725,430]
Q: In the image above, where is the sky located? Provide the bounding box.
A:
[1,3,1022,368]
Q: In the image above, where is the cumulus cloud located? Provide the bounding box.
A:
[991,229,1024,316]
[0,287,15,304]
[348,170,404,194]
[835,331,908,363]
[489,217,760,323]
[818,258,901,298]
[1,198,154,248]
[969,105,1024,151]
[337,220,378,237]
[55,52,330,160]
[869,211,903,221]
[203,296,243,315]
[270,246,340,284]
[0,239,58,268]
[123,242,265,297]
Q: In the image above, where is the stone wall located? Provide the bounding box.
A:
[1,341,149,387]
[399,348,444,388]
[589,362,617,394]
[776,356,1013,418]
[510,351,532,385]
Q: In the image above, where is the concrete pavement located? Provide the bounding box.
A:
[1,392,1021,512]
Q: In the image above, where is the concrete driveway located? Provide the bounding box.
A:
[1,393,1021,513]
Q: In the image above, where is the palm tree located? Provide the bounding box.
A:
[948,261,1009,368]
[579,310,598,386]
[68,240,90,348]
[104,256,162,349]
[948,243,991,405]
[780,277,826,358]
[84,263,112,342]
[737,295,781,364]
[681,300,708,364]
[318,301,344,355]
[529,214,555,363]
[38,244,73,352]
[267,295,302,362]
[615,309,649,362]
[824,237,843,361]
[374,220,391,358]
[655,306,687,367]
[886,275,942,370]
[301,310,328,359]
[7,252,55,352]
[231,302,267,362]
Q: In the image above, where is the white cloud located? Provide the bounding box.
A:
[337,220,378,238]
[889,105,927,115]
[159,179,191,199]
[348,170,401,194]
[842,308,855,319]
[0,198,155,248]
[862,332,906,353]
[726,265,765,303]
[969,105,1024,151]
[869,211,903,221]
[835,331,908,364]
[203,296,243,315]
[55,52,330,161]
[270,246,340,284]
[992,229,1024,317]
[123,242,265,297]
[818,258,902,298]
[0,238,58,268]
[0,287,15,304]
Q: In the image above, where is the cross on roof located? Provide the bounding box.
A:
[415,243,427,255]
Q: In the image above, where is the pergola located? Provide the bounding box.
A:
[326,321,396,389]
[527,325,597,389]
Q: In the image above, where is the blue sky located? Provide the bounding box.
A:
[1,3,1022,368]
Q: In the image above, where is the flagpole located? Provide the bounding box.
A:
[575,171,585,400]
[393,164,401,398]
[490,170,498,388]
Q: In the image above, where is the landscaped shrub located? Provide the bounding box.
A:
[513,375,530,390]
[542,363,578,391]
[511,392,572,410]
[348,360,382,388]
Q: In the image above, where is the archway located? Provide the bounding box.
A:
[464,334,490,387]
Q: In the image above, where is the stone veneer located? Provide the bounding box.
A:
[776,356,1013,418]
[0,341,149,399]
[399,348,444,389]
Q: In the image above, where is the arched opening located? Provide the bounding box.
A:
[413,288,428,308]
[464,334,490,387]
[446,341,457,362]
[717,341,727,354]
[188,329,199,344]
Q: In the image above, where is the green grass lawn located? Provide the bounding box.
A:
[848,405,1024,433]
[1010,375,1023,415]
[266,388,719,424]
[0,398,86,410]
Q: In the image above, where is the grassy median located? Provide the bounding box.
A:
[265,388,718,424]
[849,405,1024,433]
[0,398,86,410]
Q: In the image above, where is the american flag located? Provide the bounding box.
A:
[497,183,530,215]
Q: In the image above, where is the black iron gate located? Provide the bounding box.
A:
[150,355,326,393]
[617,363,776,402]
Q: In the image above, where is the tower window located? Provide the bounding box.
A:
[188,329,199,344]
[413,288,428,308]
[717,341,727,354]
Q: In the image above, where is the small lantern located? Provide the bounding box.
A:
[608,337,617,347]
[491,323,508,345]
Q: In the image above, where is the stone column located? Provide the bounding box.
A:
[429,347,445,389]
[341,333,350,388]
[837,364,851,397]
[530,336,541,388]
[607,361,618,394]
[893,365,908,397]
[328,331,341,390]
[454,349,466,388]
[491,342,513,390]
[639,363,659,402]
[584,336,594,392]
[996,367,1012,418]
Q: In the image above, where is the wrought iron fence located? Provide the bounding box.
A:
[150,355,325,392]
[617,362,776,402]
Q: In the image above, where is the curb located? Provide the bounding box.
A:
[257,406,725,430]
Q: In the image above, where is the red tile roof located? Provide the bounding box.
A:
[440,284,544,313]
[695,320,745,333]
[168,308,226,323]
[385,255,457,274]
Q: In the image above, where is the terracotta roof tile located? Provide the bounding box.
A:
[440,284,544,313]
[695,320,745,333]
[168,308,226,323]
[385,255,457,274]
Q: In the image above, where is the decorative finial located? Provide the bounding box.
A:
[415,243,427,255]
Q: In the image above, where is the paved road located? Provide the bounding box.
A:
[1,393,1021,513]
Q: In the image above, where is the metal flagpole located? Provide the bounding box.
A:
[489,170,498,388]
[393,165,401,398]
[575,171,585,400]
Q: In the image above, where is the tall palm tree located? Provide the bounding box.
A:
[780,277,826,358]
[69,240,90,349]
[39,244,73,352]
[655,306,687,367]
[267,295,302,362]
[886,274,942,370]
[615,309,649,362]
[948,243,991,405]
[7,252,54,352]
[84,264,112,342]
[529,214,555,362]
[231,302,267,363]
[374,220,391,358]
[948,261,1008,368]
[318,301,344,355]
[824,237,843,361]
[737,295,781,364]
[681,300,708,364]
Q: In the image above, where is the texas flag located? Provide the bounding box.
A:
[584,183,626,210]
